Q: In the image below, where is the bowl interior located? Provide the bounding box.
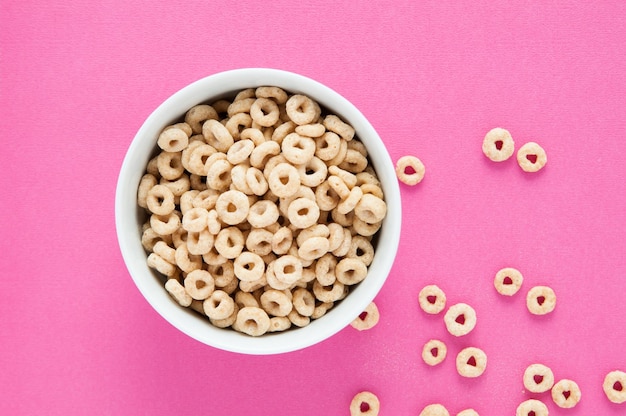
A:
[115,68,401,354]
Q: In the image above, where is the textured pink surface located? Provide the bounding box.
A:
[2,1,626,414]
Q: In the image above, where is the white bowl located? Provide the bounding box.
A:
[115,68,401,354]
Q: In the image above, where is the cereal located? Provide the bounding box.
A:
[203,290,236,320]
[260,289,293,317]
[233,251,265,282]
[517,142,547,173]
[146,184,176,216]
[418,285,447,314]
[494,267,524,296]
[482,127,514,162]
[551,379,581,408]
[523,363,554,393]
[214,227,244,259]
[603,370,626,404]
[456,410,479,416]
[444,303,477,336]
[456,347,487,378]
[292,287,315,317]
[157,125,189,152]
[335,258,368,285]
[215,189,249,225]
[526,286,556,315]
[235,306,271,336]
[419,404,450,416]
[183,269,215,300]
[395,155,425,186]
[165,278,192,307]
[350,391,380,416]
[282,132,316,164]
[350,301,379,331]
[515,399,548,416]
[285,94,320,125]
[287,197,320,229]
[421,339,447,366]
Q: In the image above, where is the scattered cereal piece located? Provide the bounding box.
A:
[419,403,450,416]
[164,278,192,307]
[456,347,487,378]
[444,303,477,336]
[422,339,447,366]
[603,370,626,404]
[515,399,548,416]
[351,302,380,331]
[523,363,555,393]
[526,286,556,315]
[493,267,524,296]
[517,142,547,173]
[395,155,425,185]
[350,391,380,416]
[551,378,581,408]
[456,409,479,416]
[482,127,515,162]
[418,285,447,315]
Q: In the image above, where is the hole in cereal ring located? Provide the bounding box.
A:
[562,390,571,400]
[528,412,536,416]
[227,203,237,213]
[426,295,437,304]
[495,140,503,151]
[284,264,295,274]
[533,375,544,385]
[359,311,368,321]
[503,276,513,285]
[467,356,477,367]
[404,165,416,175]
[196,280,206,289]
[431,347,439,357]
[614,381,623,391]
[526,154,538,164]
[536,296,546,306]
[297,208,309,216]
[360,401,370,413]
[245,319,258,330]
[280,176,289,185]
[455,314,466,325]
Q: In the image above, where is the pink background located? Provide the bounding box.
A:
[2,1,625,414]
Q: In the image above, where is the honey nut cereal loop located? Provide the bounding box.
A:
[482,127,515,162]
[523,363,555,393]
[603,370,626,404]
[419,404,450,416]
[516,399,548,416]
[456,347,487,378]
[395,155,425,186]
[517,141,547,173]
[418,285,447,314]
[551,379,581,408]
[350,391,380,416]
[422,339,447,366]
[350,301,380,331]
[526,285,556,315]
[494,267,524,296]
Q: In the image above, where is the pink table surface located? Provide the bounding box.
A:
[2,1,625,415]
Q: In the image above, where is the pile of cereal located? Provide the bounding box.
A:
[137,86,387,336]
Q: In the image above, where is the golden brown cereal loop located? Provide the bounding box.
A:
[214,227,245,259]
[603,370,626,404]
[235,306,271,336]
[209,303,239,328]
[285,94,320,125]
[444,302,477,336]
[146,184,176,216]
[141,227,167,252]
[179,190,199,214]
[395,155,425,186]
[315,131,342,162]
[517,142,547,172]
[184,269,215,300]
[159,176,191,199]
[287,197,320,229]
[245,228,273,256]
[267,162,301,198]
[271,120,296,145]
[347,236,375,266]
[312,279,345,303]
[422,339,447,366]
[456,347,487,378]
[515,399,548,416]
[245,167,269,196]
[526,285,556,315]
[157,126,189,152]
[551,379,581,408]
[418,285,447,314]
[350,301,379,331]
[268,316,291,332]
[350,391,380,416]
[208,261,235,287]
[296,224,330,246]
[233,251,265,282]
[215,189,250,225]
[297,156,328,187]
[230,164,253,195]
[419,404,450,416]
[165,278,192,307]
[482,127,515,162]
[203,290,235,320]
[523,363,555,393]
[494,267,524,296]
[240,127,266,146]
[186,143,216,176]
[272,255,303,285]
[332,228,352,257]
[282,133,316,165]
[260,289,293,317]
[335,258,368,285]
[185,104,219,134]
[255,86,288,104]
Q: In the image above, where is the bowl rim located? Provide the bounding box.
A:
[115,67,401,354]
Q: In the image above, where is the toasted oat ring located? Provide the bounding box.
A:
[247,200,279,229]
[260,289,293,317]
[315,131,341,161]
[324,114,355,141]
[350,391,380,416]
[240,127,266,146]
[312,279,346,303]
[297,156,328,187]
[273,255,303,285]
[346,236,374,266]
[250,140,281,168]
[337,186,363,215]
[456,347,487,378]
[422,339,447,366]
[255,86,288,104]
[208,261,235,287]
[292,287,315,316]
[335,258,368,285]
[551,379,581,408]
[174,243,202,273]
[206,158,232,191]
[181,207,209,232]
[233,251,265,282]
[494,267,524,296]
[245,167,269,196]
[603,370,626,404]
[515,399,548,416]
[354,193,386,224]
[185,104,218,134]
[517,142,547,172]
[147,253,177,277]
[152,240,176,264]
[157,151,184,180]
[526,286,556,315]
[456,409,479,416]
[214,227,244,259]
[215,190,250,225]
[235,306,271,336]
[157,126,189,152]
[418,285,447,314]
[297,236,330,261]
[226,139,255,165]
[282,133,316,165]
[250,97,280,127]
[523,363,555,393]
[285,94,320,125]
[295,122,325,138]
[184,269,215,300]
[138,174,158,209]
[482,127,515,162]
[444,303,477,336]
[203,290,235,320]
[202,119,235,152]
[348,301,379,331]
[268,162,301,198]
[150,212,180,236]
[187,143,216,176]
[339,149,368,173]
[146,184,176,216]
[395,155,425,186]
[287,197,320,229]
[419,404,450,416]
[352,218,382,237]
[165,278,192,307]
[186,228,214,255]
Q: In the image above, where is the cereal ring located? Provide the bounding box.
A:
[240,127,266,146]
[526,286,556,315]
[354,193,387,224]
[419,404,449,416]
[206,158,233,191]
[271,226,293,255]
[523,363,555,393]
[517,142,547,173]
[314,180,340,211]
[328,165,358,188]
[255,86,288,104]
[180,189,200,214]
[297,236,330,261]
[515,399,548,416]
[225,112,253,140]
[157,126,189,152]
[265,261,292,290]
[282,133,316,165]
[165,278,192,307]
[456,347,487,378]
[186,229,214,255]
[269,316,292,332]
[202,119,235,153]
[456,410,479,416]
[152,240,176,264]
[137,174,158,209]
[214,227,244,259]
[208,261,235,287]
[331,228,352,257]
[245,167,269,196]
[174,243,203,273]
[150,212,180,236]
[209,303,239,329]
[418,285,447,315]
[482,127,515,162]
[295,122,325,138]
[181,207,209,232]
[350,301,379,331]
[272,255,303,285]
[268,162,301,198]
[350,391,380,416]
[311,301,334,319]
[226,139,255,165]
[287,197,320,229]
[271,120,296,144]
[315,131,341,161]
[292,287,315,316]
[327,223,345,252]
[337,186,363,215]
[551,379,581,408]
[444,303,477,336]
[233,251,265,282]
[395,155,425,186]
[203,290,235,320]
[339,149,368,173]
[285,94,320,125]
[186,143,216,176]
[603,370,626,404]
[312,279,346,303]
[235,291,260,309]
[421,339,447,366]
[215,190,250,225]
[247,200,279,228]
[260,289,293,317]
[184,104,218,134]
[250,140,281,168]
[335,258,368,285]
[235,306,271,336]
[141,226,167,251]
[328,175,351,200]
[351,217,382,237]
[211,99,231,116]
[324,114,355,141]
[250,97,280,127]
[288,309,310,327]
[296,224,330,247]
[315,253,337,286]
[206,209,222,235]
[147,253,177,277]
[160,176,191,198]
[347,236,374,266]
[494,267,524,296]
[146,184,176,216]
[184,269,215,300]
[157,151,184,181]
[230,163,253,194]
[297,156,328,187]
[227,96,255,117]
